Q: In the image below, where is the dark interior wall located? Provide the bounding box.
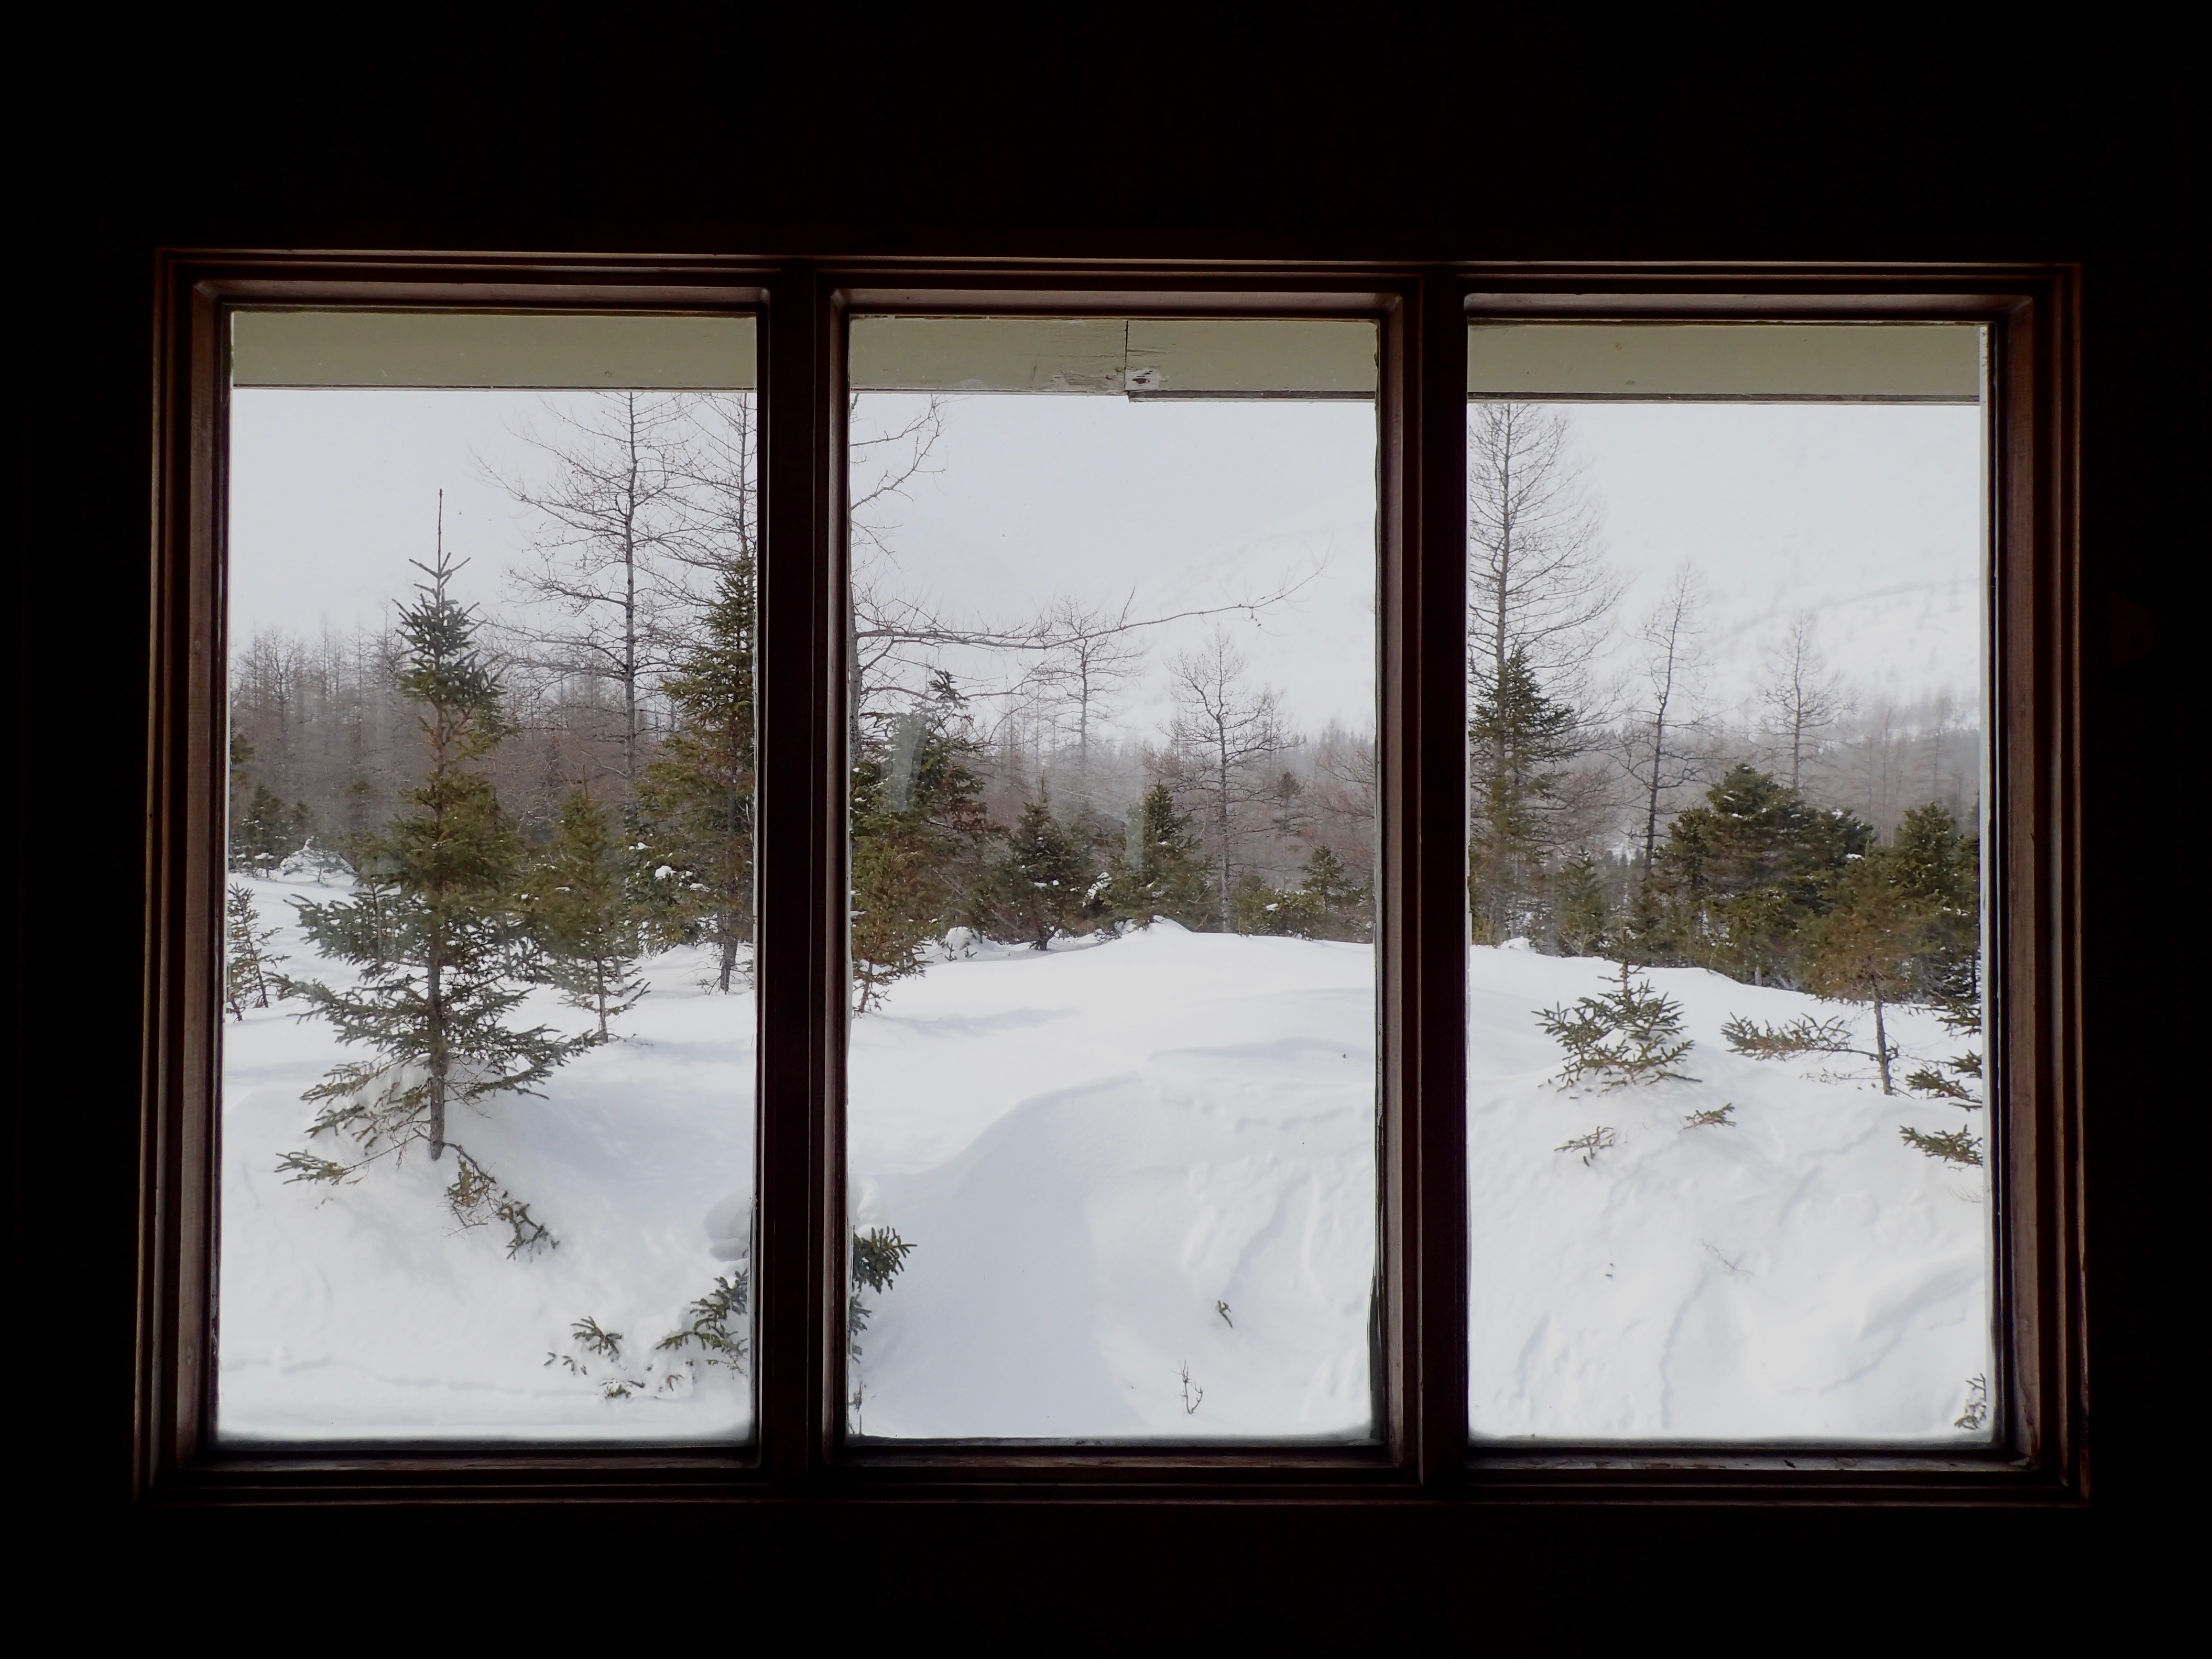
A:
[4,5,2195,1638]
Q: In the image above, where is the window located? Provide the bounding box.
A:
[137,262,2082,1502]
[1461,324,1992,1443]
[219,310,759,1442]
[841,316,1379,1440]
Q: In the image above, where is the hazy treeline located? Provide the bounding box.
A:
[228,392,1980,1010]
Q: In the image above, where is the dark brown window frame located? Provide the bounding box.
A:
[140,254,2083,1508]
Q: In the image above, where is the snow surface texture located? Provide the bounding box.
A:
[1465,947,1991,1442]
[219,876,1990,1445]
[219,872,758,1441]
[848,923,1378,1440]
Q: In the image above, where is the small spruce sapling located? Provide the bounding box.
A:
[847,1225,916,1359]
[1904,1064,1976,1102]
[547,1315,652,1400]
[1720,1012,1856,1060]
[1724,1009,1917,1096]
[1911,988,1986,1105]
[443,1147,557,1257]
[1536,961,1697,1090]
[656,1271,751,1372]
[1899,1124,1984,1166]
[223,883,287,1019]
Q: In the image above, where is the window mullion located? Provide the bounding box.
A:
[1399,276,1470,1482]
[755,265,841,1486]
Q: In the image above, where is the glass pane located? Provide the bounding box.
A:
[844,318,1379,1439]
[218,311,758,1440]
[1464,324,1993,1442]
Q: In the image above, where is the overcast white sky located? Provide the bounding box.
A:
[230,388,1981,741]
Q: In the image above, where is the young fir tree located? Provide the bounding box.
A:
[1468,646,1582,944]
[635,561,756,992]
[849,676,992,1010]
[1550,852,1614,958]
[1535,961,1697,1091]
[1801,847,1924,1096]
[1106,782,1213,930]
[532,788,647,1038]
[974,790,1091,951]
[223,882,286,1019]
[284,529,600,1199]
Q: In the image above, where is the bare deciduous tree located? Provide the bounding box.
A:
[1032,593,1150,774]
[1165,629,1298,931]
[1621,566,1710,866]
[1467,402,1620,704]
[1757,615,1848,789]
[493,393,705,796]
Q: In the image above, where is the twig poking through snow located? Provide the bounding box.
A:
[1179,1361,1204,1415]
[1555,1126,1617,1166]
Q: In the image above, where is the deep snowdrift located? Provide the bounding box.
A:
[218,875,1989,1444]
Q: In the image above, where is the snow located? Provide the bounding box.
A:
[1464,952,1991,1442]
[218,878,1990,1446]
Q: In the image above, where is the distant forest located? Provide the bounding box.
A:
[228,394,1982,1007]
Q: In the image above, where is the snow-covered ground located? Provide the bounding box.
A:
[218,875,1990,1445]
[1465,946,1990,1442]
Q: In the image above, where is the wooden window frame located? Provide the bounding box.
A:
[139,254,2083,1508]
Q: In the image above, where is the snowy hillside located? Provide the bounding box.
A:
[219,875,1989,1444]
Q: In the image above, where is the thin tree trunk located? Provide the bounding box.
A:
[427,955,448,1159]
[1872,989,1893,1095]
[1642,719,1665,867]
[621,395,642,795]
[1216,739,1234,933]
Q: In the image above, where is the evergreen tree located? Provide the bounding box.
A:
[1800,801,1980,1097]
[973,790,1091,951]
[1550,852,1614,958]
[1802,849,1922,1096]
[1233,844,1370,941]
[223,882,286,1019]
[1468,646,1581,943]
[1884,801,1980,1002]
[849,675,991,1010]
[283,528,600,1200]
[532,788,647,1038]
[1640,764,1872,985]
[232,782,303,874]
[1292,844,1370,941]
[1536,961,1697,1090]
[635,561,757,991]
[1106,782,1212,930]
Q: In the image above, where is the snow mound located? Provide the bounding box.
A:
[218,877,1989,1446]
